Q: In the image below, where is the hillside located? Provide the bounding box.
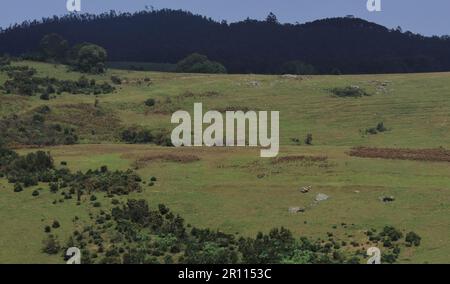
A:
[1,10,450,74]
[0,61,449,263]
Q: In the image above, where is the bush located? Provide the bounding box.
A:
[331,86,370,98]
[42,234,61,254]
[144,98,156,107]
[365,122,388,135]
[110,75,122,85]
[32,190,40,197]
[305,134,313,145]
[50,183,59,193]
[176,53,227,74]
[52,220,60,229]
[39,93,50,100]
[405,232,421,246]
[13,183,23,192]
[70,43,108,74]
[380,226,403,242]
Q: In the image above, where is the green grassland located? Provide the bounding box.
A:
[0,61,449,263]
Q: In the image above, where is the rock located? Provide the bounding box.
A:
[300,185,311,193]
[289,207,305,213]
[315,193,329,202]
[247,80,261,87]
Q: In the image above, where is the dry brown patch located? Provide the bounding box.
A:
[348,147,450,162]
[130,153,200,168]
[271,155,328,164]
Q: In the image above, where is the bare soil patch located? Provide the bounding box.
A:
[271,155,328,164]
[349,147,450,162]
[131,153,200,168]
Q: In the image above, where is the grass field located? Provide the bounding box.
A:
[0,61,449,263]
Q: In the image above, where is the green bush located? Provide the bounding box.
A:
[69,43,108,74]
[13,183,23,192]
[110,75,122,85]
[331,86,370,98]
[405,232,421,246]
[42,234,61,254]
[144,98,156,107]
[52,220,60,229]
[176,53,227,74]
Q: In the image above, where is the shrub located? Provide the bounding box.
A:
[39,93,50,100]
[405,232,421,247]
[42,234,61,254]
[331,86,370,98]
[144,98,156,107]
[50,183,59,193]
[110,75,122,85]
[305,134,313,145]
[70,43,108,74]
[44,226,51,233]
[93,202,101,208]
[380,226,403,242]
[176,53,227,74]
[52,220,61,229]
[365,122,388,135]
[32,190,40,197]
[13,183,23,192]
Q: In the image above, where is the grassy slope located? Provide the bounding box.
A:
[0,61,449,263]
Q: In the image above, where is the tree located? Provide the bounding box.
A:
[266,12,279,24]
[70,43,108,73]
[176,53,226,74]
[39,33,69,61]
[405,232,421,246]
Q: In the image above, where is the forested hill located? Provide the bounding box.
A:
[1,9,450,74]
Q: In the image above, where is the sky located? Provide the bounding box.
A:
[0,0,449,36]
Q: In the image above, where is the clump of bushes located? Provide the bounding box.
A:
[330,86,370,98]
[52,220,61,229]
[365,122,388,135]
[176,53,227,74]
[305,134,313,145]
[144,98,156,107]
[120,127,173,146]
[0,66,115,97]
[0,111,78,146]
[110,75,122,85]
[405,232,421,247]
[42,234,61,255]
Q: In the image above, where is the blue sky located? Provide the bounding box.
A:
[1,0,449,36]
